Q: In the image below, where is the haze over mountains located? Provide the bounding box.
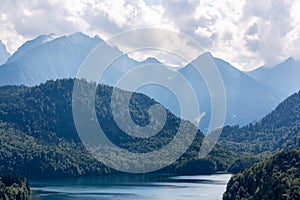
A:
[178,56,284,128]
[0,33,103,85]
[0,40,10,65]
[248,57,300,96]
[0,32,298,129]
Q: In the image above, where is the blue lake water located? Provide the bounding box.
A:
[30,174,231,200]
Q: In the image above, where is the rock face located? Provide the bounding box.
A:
[0,174,31,200]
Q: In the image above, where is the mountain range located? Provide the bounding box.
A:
[0,79,236,178]
[0,33,102,85]
[0,32,298,129]
[0,78,299,178]
[248,57,300,96]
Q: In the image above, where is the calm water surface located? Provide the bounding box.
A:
[30,174,231,200]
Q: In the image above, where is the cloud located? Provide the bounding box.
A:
[160,0,257,69]
[0,0,77,37]
[0,0,80,52]
[0,0,299,70]
[80,0,169,37]
[241,0,296,66]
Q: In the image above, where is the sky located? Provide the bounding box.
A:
[0,0,299,71]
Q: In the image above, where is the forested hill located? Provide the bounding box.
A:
[259,91,300,130]
[0,79,236,178]
[219,90,300,155]
[1,79,299,179]
[223,148,300,200]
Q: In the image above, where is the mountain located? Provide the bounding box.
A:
[222,88,300,195]
[248,57,300,95]
[0,79,296,179]
[0,80,298,179]
[0,33,154,86]
[218,89,300,174]
[223,148,300,200]
[0,79,237,178]
[0,33,285,129]
[0,33,103,85]
[177,56,285,129]
[0,41,10,65]
[109,54,285,130]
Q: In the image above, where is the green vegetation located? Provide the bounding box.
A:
[0,79,236,178]
[0,174,30,200]
[219,91,300,155]
[220,87,300,199]
[0,78,299,200]
[0,121,111,178]
[223,148,300,200]
[218,91,300,173]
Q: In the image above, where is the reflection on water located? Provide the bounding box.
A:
[31,174,231,200]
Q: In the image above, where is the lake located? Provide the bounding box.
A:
[30,174,231,200]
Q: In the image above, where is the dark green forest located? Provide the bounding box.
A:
[222,91,300,199]
[218,91,300,173]
[0,174,30,200]
[0,79,236,178]
[219,91,300,155]
[0,79,299,200]
[223,148,300,200]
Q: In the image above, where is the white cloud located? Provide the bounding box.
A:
[195,27,212,38]
[285,0,300,60]
[1,1,78,36]
[240,0,297,67]
[0,0,299,70]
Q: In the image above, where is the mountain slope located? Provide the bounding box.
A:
[0,79,236,178]
[0,33,147,87]
[248,57,300,95]
[179,56,284,128]
[0,80,298,178]
[0,33,285,129]
[0,33,103,85]
[219,90,300,155]
[129,54,285,130]
[223,148,300,200]
[0,41,10,65]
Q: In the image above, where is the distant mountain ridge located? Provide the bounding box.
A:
[248,57,300,95]
[0,32,104,85]
[5,34,57,64]
[0,32,286,129]
[178,56,285,128]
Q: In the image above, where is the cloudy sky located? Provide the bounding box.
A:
[0,0,299,71]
